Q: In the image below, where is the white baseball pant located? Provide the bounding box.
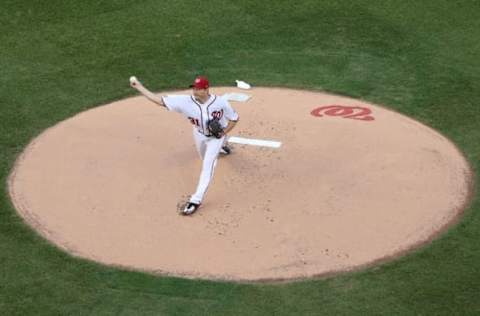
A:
[189,129,225,204]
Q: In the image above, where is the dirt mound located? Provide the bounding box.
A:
[8,87,472,281]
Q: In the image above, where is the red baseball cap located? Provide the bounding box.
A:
[190,76,209,89]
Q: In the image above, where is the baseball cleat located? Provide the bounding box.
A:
[220,145,231,155]
[182,202,201,215]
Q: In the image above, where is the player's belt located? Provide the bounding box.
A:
[196,130,214,138]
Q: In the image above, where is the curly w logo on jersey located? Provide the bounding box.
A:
[211,110,224,120]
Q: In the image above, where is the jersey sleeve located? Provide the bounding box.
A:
[161,95,190,113]
[223,99,239,121]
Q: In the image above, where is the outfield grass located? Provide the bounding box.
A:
[1,0,479,315]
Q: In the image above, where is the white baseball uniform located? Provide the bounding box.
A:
[162,94,239,204]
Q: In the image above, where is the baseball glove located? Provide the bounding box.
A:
[207,118,224,138]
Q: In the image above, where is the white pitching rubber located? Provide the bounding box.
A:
[228,136,282,148]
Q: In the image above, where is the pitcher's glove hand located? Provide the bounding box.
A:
[207,118,224,139]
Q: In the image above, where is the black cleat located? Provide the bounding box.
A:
[182,202,201,215]
[220,145,231,155]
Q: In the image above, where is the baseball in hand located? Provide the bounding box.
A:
[129,76,138,86]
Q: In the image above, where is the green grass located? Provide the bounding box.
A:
[1,0,479,315]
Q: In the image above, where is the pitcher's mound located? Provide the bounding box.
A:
[8,87,472,281]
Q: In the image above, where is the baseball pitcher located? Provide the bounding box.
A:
[130,76,239,215]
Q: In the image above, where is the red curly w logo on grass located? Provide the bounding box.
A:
[311,105,375,121]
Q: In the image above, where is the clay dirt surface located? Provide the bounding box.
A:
[8,87,472,282]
